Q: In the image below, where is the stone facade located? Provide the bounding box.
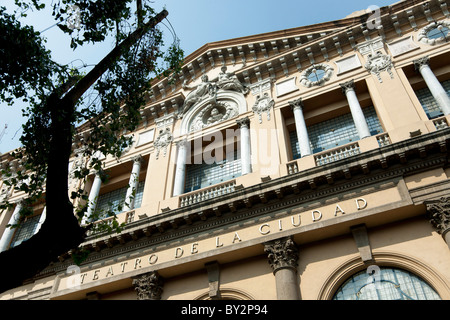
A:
[1,0,450,300]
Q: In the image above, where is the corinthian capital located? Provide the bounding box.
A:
[426,197,450,235]
[413,56,430,72]
[339,80,355,94]
[264,237,299,273]
[132,271,164,300]
[236,116,250,128]
[288,98,304,112]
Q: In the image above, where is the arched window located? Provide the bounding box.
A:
[333,267,441,300]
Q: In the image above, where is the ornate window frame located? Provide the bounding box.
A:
[299,63,334,88]
[417,20,450,46]
[317,252,450,300]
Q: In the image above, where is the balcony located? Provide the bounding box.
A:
[433,116,449,130]
[314,142,361,166]
[179,180,237,207]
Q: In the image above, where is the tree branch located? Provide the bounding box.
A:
[62,9,168,107]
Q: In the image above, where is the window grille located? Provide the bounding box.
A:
[94,180,145,219]
[290,106,383,158]
[184,151,241,194]
[10,214,41,248]
[415,79,450,119]
[333,267,441,300]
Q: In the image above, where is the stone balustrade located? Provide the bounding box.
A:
[314,143,361,166]
[179,180,236,207]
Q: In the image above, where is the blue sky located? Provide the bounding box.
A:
[0,0,398,153]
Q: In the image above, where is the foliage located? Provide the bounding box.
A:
[0,1,183,233]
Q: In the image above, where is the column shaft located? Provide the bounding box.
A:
[123,156,142,211]
[289,99,312,157]
[173,140,188,197]
[85,173,102,224]
[415,57,450,115]
[237,117,252,175]
[0,202,23,252]
[34,207,47,234]
[341,80,371,139]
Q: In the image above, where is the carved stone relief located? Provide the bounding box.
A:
[426,197,450,235]
[0,184,11,203]
[264,237,299,273]
[180,66,248,117]
[189,100,239,132]
[364,50,394,83]
[68,149,87,188]
[358,38,394,83]
[154,127,173,159]
[132,271,164,300]
[252,92,275,123]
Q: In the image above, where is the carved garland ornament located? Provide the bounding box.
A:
[364,51,394,83]
[252,92,275,123]
[154,127,173,159]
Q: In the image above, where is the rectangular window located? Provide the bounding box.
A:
[415,79,450,119]
[184,151,241,193]
[290,106,383,158]
[94,180,145,219]
[10,214,41,248]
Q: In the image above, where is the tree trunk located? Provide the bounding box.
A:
[0,9,168,294]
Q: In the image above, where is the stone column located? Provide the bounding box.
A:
[340,80,371,139]
[0,201,23,252]
[132,271,164,300]
[123,155,143,212]
[236,117,252,175]
[34,207,47,234]
[289,98,312,157]
[426,197,450,248]
[173,139,188,197]
[84,172,102,224]
[414,56,450,116]
[264,236,300,300]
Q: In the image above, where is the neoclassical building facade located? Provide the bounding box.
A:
[1,0,450,300]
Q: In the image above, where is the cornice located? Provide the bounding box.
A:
[144,0,447,119]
